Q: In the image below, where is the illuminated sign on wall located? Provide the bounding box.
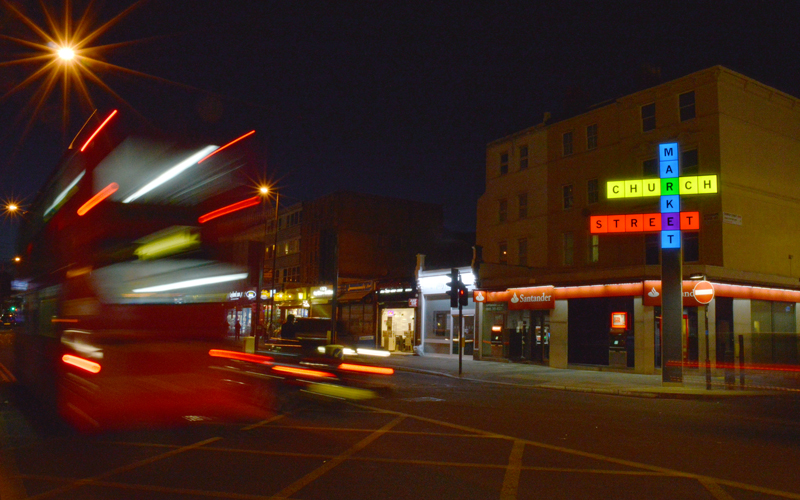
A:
[593,143,719,249]
[591,212,699,233]
[606,176,717,198]
[611,312,627,328]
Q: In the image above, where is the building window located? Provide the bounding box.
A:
[641,102,655,132]
[282,266,300,283]
[679,91,696,122]
[563,232,574,266]
[519,145,529,170]
[589,234,599,263]
[645,234,660,265]
[562,184,574,210]
[643,158,658,177]
[681,149,698,175]
[587,124,598,150]
[434,311,448,336]
[562,132,573,156]
[518,193,528,218]
[498,199,508,223]
[518,238,528,267]
[499,241,508,264]
[683,232,699,262]
[587,179,599,204]
[500,152,509,176]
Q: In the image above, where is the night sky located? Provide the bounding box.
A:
[2,0,800,261]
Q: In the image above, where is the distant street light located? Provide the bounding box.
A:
[57,47,76,61]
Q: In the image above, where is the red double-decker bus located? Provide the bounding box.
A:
[13,111,266,431]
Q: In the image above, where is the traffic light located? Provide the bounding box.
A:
[445,268,459,308]
[458,282,469,307]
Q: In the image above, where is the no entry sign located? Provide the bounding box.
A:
[693,280,715,305]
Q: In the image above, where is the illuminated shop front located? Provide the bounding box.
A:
[417,266,475,355]
[474,281,800,374]
[377,282,417,352]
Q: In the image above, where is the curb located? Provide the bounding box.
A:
[384,364,780,400]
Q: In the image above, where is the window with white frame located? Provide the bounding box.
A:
[518,193,528,219]
[563,232,574,266]
[641,102,655,132]
[498,198,508,223]
[589,234,599,263]
[587,124,598,150]
[679,91,696,122]
[519,145,529,170]
[562,184,574,210]
[518,238,528,267]
[563,132,573,156]
[500,152,509,175]
[587,179,599,204]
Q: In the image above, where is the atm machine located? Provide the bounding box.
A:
[609,312,628,367]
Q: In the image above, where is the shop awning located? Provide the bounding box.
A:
[337,290,372,302]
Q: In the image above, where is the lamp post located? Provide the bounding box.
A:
[252,186,270,350]
[268,191,280,338]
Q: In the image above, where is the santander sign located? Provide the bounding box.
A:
[509,286,555,310]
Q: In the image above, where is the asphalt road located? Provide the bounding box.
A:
[1,334,799,499]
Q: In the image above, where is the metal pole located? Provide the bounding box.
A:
[268,192,280,338]
[661,247,683,384]
[458,301,463,376]
[704,304,711,389]
[254,195,267,350]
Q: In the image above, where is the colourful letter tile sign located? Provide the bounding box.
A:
[595,143,718,249]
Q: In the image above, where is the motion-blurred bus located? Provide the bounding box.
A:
[13,111,265,431]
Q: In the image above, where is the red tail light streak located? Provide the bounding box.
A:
[62,354,101,374]
[339,363,394,375]
[198,196,260,223]
[208,349,273,365]
[197,130,255,164]
[80,110,118,152]
[77,183,119,216]
[272,365,335,378]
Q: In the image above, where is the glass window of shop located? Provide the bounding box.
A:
[381,308,415,352]
[751,300,797,365]
[505,308,550,363]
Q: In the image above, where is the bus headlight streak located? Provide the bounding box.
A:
[44,170,85,217]
[122,145,218,203]
[62,354,101,374]
[132,272,248,293]
[356,348,391,357]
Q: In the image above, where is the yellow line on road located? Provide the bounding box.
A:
[27,437,222,500]
[352,402,800,499]
[270,415,406,499]
[700,478,737,500]
[500,440,525,500]
[241,414,285,431]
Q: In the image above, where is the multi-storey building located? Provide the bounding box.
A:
[226,190,444,350]
[475,66,800,375]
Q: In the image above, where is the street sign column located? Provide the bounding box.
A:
[659,143,683,384]
[593,142,719,385]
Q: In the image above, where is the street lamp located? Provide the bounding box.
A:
[253,185,280,348]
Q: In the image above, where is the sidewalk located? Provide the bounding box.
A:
[369,352,791,399]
